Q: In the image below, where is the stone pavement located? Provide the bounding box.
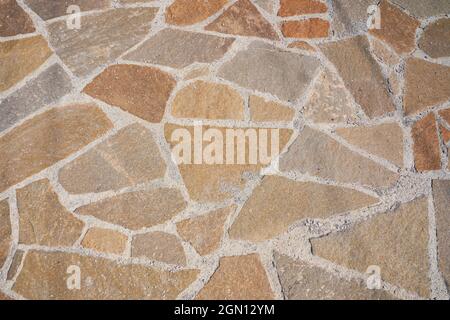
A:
[0,0,449,300]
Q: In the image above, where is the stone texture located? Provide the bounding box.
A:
[84,64,176,123]
[82,228,127,255]
[229,176,378,242]
[75,189,187,230]
[218,42,320,102]
[331,0,377,37]
[13,251,199,299]
[404,58,450,116]
[0,104,112,193]
[288,41,316,51]
[47,8,156,77]
[281,19,330,39]
[412,113,441,172]
[184,66,211,80]
[440,125,450,145]
[440,109,450,144]
[59,124,166,194]
[320,36,395,118]
[0,291,11,300]
[0,0,35,36]
[369,37,400,67]
[254,0,274,13]
[0,200,11,269]
[275,253,395,300]
[177,207,232,256]
[196,254,274,299]
[17,179,84,246]
[125,28,234,69]
[336,123,404,167]
[391,0,450,18]
[132,232,186,266]
[280,127,399,188]
[0,64,73,132]
[165,0,228,25]
[278,0,327,16]
[311,197,431,297]
[249,96,295,122]
[205,0,278,40]
[24,0,111,20]
[0,35,52,92]
[172,81,244,120]
[419,18,450,59]
[7,250,24,281]
[369,0,419,55]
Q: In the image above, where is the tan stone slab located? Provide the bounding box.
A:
[0,0,35,36]
[0,291,11,300]
[391,0,450,18]
[288,41,316,51]
[331,0,377,37]
[419,18,450,58]
[7,250,24,281]
[24,0,111,20]
[132,232,186,266]
[278,0,327,16]
[183,66,211,80]
[0,200,11,269]
[412,113,441,172]
[369,37,400,67]
[166,0,228,25]
[281,19,330,39]
[82,228,127,255]
[249,96,295,122]
[254,0,274,13]
[0,104,113,193]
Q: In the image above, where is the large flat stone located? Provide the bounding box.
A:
[412,113,441,172]
[132,232,186,266]
[391,0,450,18]
[278,0,327,16]
[249,96,295,122]
[0,0,35,36]
[81,228,127,255]
[165,0,228,25]
[24,0,111,20]
[281,19,330,39]
[0,200,11,269]
[419,18,450,59]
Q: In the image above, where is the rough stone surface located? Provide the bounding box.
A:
[369,37,400,67]
[278,0,327,16]
[419,18,450,59]
[254,0,274,13]
[24,0,111,20]
[0,200,11,269]
[391,0,450,18]
[7,250,24,281]
[82,228,127,255]
[0,0,35,37]
[331,0,377,37]
[132,232,186,266]
[281,19,330,39]
[249,96,295,122]
[165,0,228,25]
[288,41,316,51]
[412,113,441,172]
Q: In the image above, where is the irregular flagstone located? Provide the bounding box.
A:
[24,0,111,20]
[196,254,274,299]
[205,0,278,40]
[0,104,113,193]
[125,28,234,69]
[404,58,450,116]
[319,36,395,118]
[75,189,187,230]
[0,0,35,37]
[172,81,244,120]
[278,0,328,16]
[0,35,52,92]
[81,228,127,255]
[254,0,274,13]
[336,123,404,167]
[391,0,450,18]
[412,114,441,172]
[83,64,176,123]
[218,42,320,102]
[17,179,84,246]
[47,8,157,77]
[13,251,199,299]
[7,250,24,281]
[369,0,419,55]
[249,96,295,122]
[0,64,73,132]
[288,41,316,51]
[311,197,431,297]
[229,176,378,242]
[165,0,228,25]
[280,127,399,188]
[369,37,400,67]
[132,232,186,266]
[183,66,212,80]
[59,124,166,194]
[419,18,450,59]
[440,109,450,143]
[274,253,396,300]
[0,200,11,269]
[331,0,377,37]
[177,207,232,256]
[281,19,330,39]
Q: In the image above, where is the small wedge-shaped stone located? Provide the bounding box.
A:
[47,8,156,77]
[132,232,186,266]
[0,200,11,269]
[166,0,228,25]
[59,124,166,194]
[412,113,441,172]
[125,28,235,69]
[320,36,395,118]
[13,251,199,299]
[81,228,127,255]
[249,96,295,122]
[280,127,399,188]
[84,64,176,123]
[0,35,52,92]
[0,0,35,36]
[229,176,378,242]
[75,189,187,230]
[17,179,84,246]
[311,197,431,297]
[419,18,450,58]
[24,0,111,20]
[0,104,113,193]
[391,0,450,18]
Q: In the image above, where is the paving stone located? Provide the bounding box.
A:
[0,0,35,36]
[205,0,278,40]
[59,124,166,194]
[288,41,316,51]
[7,250,24,280]
[24,0,111,20]
[419,18,450,59]
[278,0,327,16]
[47,8,156,77]
[440,109,450,144]
[196,254,274,299]
[369,37,400,67]
[369,0,419,55]
[320,36,395,119]
[440,125,450,145]
[0,35,52,92]
[254,0,274,13]
[275,253,396,299]
[165,0,228,25]
[83,64,176,123]
[0,200,11,269]
[280,127,399,188]
[75,189,187,230]
[172,81,244,120]
[311,197,430,297]
[229,176,378,242]
[81,228,127,255]
[13,251,199,299]
[336,123,404,167]
[0,64,73,133]
[331,0,377,37]
[281,19,330,39]
[125,28,235,69]
[183,66,212,80]
[412,114,441,172]
[218,42,320,102]
[132,232,186,266]
[391,0,450,18]
[177,207,232,256]
[0,104,112,193]
[249,96,295,122]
